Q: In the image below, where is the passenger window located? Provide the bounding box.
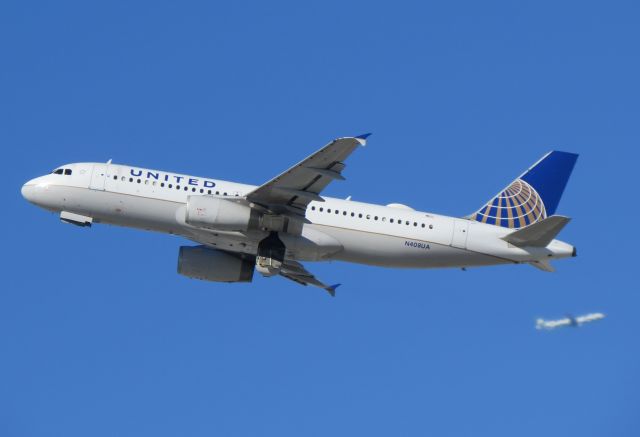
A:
[161,182,165,187]
[327,209,331,213]
[319,207,324,212]
[374,216,378,220]
[366,214,371,220]
[406,221,410,225]
[113,175,117,180]
[200,189,204,193]
[168,184,173,188]
[129,178,133,182]
[413,222,417,227]
[208,190,212,194]
[144,180,149,185]
[343,211,347,216]
[184,187,188,191]
[121,176,125,181]
[358,213,362,218]
[216,191,220,195]
[390,219,394,223]
[335,210,339,214]
[351,212,355,217]
[176,185,180,190]
[311,206,316,211]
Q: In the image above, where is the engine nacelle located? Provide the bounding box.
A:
[185,196,260,231]
[177,246,255,283]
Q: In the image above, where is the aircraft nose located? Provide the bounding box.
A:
[21,180,37,203]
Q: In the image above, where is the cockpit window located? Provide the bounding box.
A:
[52,168,73,175]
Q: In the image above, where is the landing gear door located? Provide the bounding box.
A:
[452,219,469,249]
[90,164,107,191]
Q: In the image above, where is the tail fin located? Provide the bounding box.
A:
[468,151,578,229]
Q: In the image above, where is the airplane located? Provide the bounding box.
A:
[536,313,605,330]
[21,134,579,296]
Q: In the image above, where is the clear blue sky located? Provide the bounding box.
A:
[2,1,638,436]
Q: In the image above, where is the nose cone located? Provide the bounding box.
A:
[20,179,38,203]
[21,181,37,203]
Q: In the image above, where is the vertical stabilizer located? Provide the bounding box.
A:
[469,151,578,229]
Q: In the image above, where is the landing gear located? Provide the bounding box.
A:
[256,232,286,277]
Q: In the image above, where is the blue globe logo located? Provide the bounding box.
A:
[471,179,546,229]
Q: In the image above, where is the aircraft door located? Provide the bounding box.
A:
[451,219,469,249]
[90,164,107,191]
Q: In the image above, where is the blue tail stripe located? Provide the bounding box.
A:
[520,151,579,216]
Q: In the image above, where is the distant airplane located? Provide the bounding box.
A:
[21,134,578,295]
[536,313,605,330]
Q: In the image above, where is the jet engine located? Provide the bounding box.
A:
[178,246,255,283]
[185,196,260,231]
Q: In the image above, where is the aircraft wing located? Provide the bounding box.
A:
[279,260,340,296]
[246,134,369,216]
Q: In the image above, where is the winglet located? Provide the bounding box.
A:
[325,283,341,297]
[355,133,372,146]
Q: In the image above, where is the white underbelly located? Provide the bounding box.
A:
[52,187,184,234]
[315,224,510,268]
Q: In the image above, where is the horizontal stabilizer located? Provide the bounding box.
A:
[502,215,570,247]
[529,260,555,272]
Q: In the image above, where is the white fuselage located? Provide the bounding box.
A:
[22,162,575,269]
